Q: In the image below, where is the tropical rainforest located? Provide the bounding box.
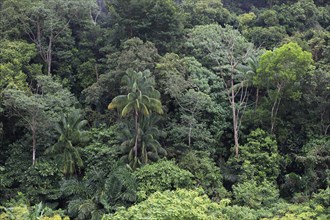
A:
[0,0,329,219]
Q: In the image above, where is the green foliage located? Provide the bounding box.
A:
[108,0,185,53]
[256,42,313,86]
[45,109,88,175]
[20,160,63,203]
[108,70,163,117]
[275,0,320,33]
[236,129,280,183]
[244,26,287,49]
[156,53,221,152]
[182,0,234,27]
[81,125,121,174]
[107,38,160,75]
[186,24,253,72]
[256,42,314,132]
[312,187,330,209]
[0,205,30,220]
[233,180,279,209]
[2,75,78,166]
[220,204,260,220]
[0,192,30,220]
[102,189,225,220]
[296,138,330,194]
[257,10,280,27]
[108,69,164,169]
[262,201,329,220]
[0,139,32,201]
[238,12,257,28]
[1,0,330,218]
[0,40,39,94]
[118,115,166,165]
[0,194,69,220]
[83,38,160,121]
[134,160,194,200]
[62,165,136,220]
[178,150,229,200]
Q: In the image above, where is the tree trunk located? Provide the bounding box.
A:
[31,125,36,166]
[271,85,282,134]
[134,109,139,161]
[231,76,239,158]
[47,36,52,75]
[255,87,259,112]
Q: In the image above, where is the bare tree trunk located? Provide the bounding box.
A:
[31,117,36,166]
[47,35,53,75]
[271,85,282,134]
[270,99,277,133]
[32,129,36,166]
[231,76,239,158]
[47,53,52,76]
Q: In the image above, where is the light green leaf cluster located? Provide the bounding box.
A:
[233,180,279,209]
[134,160,194,200]
[102,189,226,220]
[0,40,39,94]
[256,42,314,87]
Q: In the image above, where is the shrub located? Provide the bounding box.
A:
[134,160,194,200]
[102,189,225,220]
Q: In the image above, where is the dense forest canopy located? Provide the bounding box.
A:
[0,0,329,219]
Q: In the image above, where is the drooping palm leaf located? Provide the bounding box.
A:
[45,109,87,175]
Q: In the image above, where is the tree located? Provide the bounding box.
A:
[1,0,99,75]
[186,24,254,157]
[108,70,163,169]
[134,160,194,201]
[62,165,136,219]
[3,89,46,166]
[275,0,320,34]
[256,42,314,133]
[0,40,38,95]
[296,138,330,195]
[181,0,234,27]
[2,75,77,166]
[108,0,185,53]
[83,38,160,125]
[156,53,223,153]
[232,129,280,183]
[45,110,88,175]
[118,115,166,166]
[178,150,229,201]
[244,26,287,49]
[0,40,40,139]
[233,180,279,210]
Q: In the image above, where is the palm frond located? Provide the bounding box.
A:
[61,179,85,196]
[108,95,128,110]
[121,101,135,116]
[77,199,96,220]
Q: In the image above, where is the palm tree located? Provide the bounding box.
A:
[45,110,88,175]
[108,70,163,169]
[118,115,166,168]
[62,165,137,220]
